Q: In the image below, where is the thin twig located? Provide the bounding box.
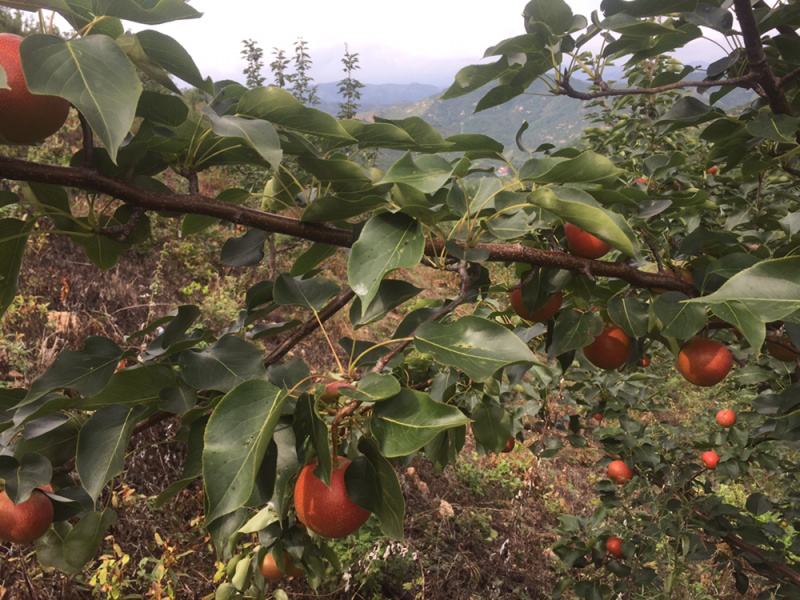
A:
[97,207,145,242]
[638,228,664,273]
[371,261,481,373]
[263,287,357,367]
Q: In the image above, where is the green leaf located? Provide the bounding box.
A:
[519,151,623,185]
[350,279,423,328]
[471,401,514,454]
[710,302,765,352]
[203,380,287,523]
[548,310,603,357]
[369,389,471,457]
[267,421,298,518]
[528,186,640,259]
[203,108,282,167]
[0,453,52,503]
[136,90,188,125]
[415,316,537,382]
[290,243,337,277]
[608,296,649,339]
[379,153,454,194]
[220,229,265,267]
[339,119,416,149]
[95,0,201,24]
[685,257,800,322]
[350,437,405,540]
[82,364,176,410]
[62,509,117,570]
[341,373,401,403]
[0,218,32,319]
[300,193,389,223]
[373,116,451,151]
[180,336,267,394]
[348,213,424,309]
[76,405,146,501]
[237,86,355,141]
[653,292,707,339]
[746,112,800,143]
[273,273,341,311]
[23,337,123,407]
[292,394,331,486]
[135,30,209,91]
[20,34,142,162]
[524,0,575,35]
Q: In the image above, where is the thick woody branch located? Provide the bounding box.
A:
[692,507,800,587]
[0,156,695,295]
[558,73,757,101]
[732,0,794,116]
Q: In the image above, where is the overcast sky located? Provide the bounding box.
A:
[145,0,596,87]
[132,0,726,88]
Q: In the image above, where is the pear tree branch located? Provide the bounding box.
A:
[0,155,695,296]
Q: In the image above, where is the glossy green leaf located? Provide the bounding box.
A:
[237,86,355,141]
[339,119,417,149]
[135,90,188,125]
[548,309,603,357]
[20,34,141,162]
[379,153,454,194]
[297,156,372,192]
[653,292,707,339]
[524,0,574,35]
[292,394,331,486]
[62,509,117,570]
[266,356,310,392]
[95,0,201,23]
[686,257,800,322]
[203,380,286,523]
[82,364,176,410]
[369,389,471,457]
[350,437,405,540]
[415,316,537,382]
[528,186,640,259]
[23,337,123,407]
[519,151,623,185]
[746,112,800,143]
[373,116,450,151]
[220,229,265,267]
[135,29,209,91]
[273,273,341,311]
[341,373,401,403]
[348,213,424,309]
[179,336,267,393]
[300,192,389,223]
[608,296,649,339]
[117,34,181,94]
[76,405,146,501]
[0,453,52,503]
[290,243,338,277]
[0,218,32,319]
[203,108,282,167]
[471,401,513,454]
[485,192,531,240]
[710,302,765,352]
[350,279,423,328]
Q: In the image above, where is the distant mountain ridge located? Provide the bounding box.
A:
[313,72,757,155]
[315,82,442,112]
